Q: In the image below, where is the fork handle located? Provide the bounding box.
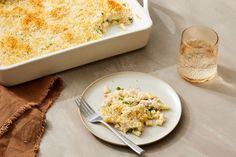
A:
[99,120,145,155]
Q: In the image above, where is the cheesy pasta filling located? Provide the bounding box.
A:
[101,87,169,136]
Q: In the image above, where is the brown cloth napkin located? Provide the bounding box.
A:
[0,76,64,157]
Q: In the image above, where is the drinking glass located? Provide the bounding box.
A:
[177,26,219,83]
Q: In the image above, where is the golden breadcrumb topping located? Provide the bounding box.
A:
[0,0,133,66]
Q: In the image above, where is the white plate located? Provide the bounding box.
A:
[80,72,182,146]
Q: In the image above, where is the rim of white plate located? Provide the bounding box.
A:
[78,71,182,146]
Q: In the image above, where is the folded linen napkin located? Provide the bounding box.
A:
[0,76,63,157]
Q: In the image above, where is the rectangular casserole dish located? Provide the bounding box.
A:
[0,0,152,86]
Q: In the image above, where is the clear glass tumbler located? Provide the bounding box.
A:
[177,26,219,83]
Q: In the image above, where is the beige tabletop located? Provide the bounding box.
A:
[39,0,236,156]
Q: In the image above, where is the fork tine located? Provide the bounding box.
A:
[79,104,90,117]
[74,98,80,108]
[75,98,89,117]
[80,97,96,113]
[78,97,93,115]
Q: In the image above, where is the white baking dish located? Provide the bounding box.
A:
[0,0,152,86]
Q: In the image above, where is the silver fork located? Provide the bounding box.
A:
[74,96,145,155]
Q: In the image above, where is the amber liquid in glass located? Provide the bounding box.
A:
[177,40,217,83]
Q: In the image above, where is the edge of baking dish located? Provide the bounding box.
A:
[0,0,152,71]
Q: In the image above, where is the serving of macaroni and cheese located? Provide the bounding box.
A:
[0,0,133,66]
[101,87,169,136]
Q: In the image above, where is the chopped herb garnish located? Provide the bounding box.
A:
[128,17,133,23]
[118,97,124,101]
[118,98,122,101]
[123,101,129,105]
[95,28,103,34]
[116,86,122,90]
[148,106,154,111]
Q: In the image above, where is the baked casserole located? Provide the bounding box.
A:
[0,0,133,66]
[101,87,169,136]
